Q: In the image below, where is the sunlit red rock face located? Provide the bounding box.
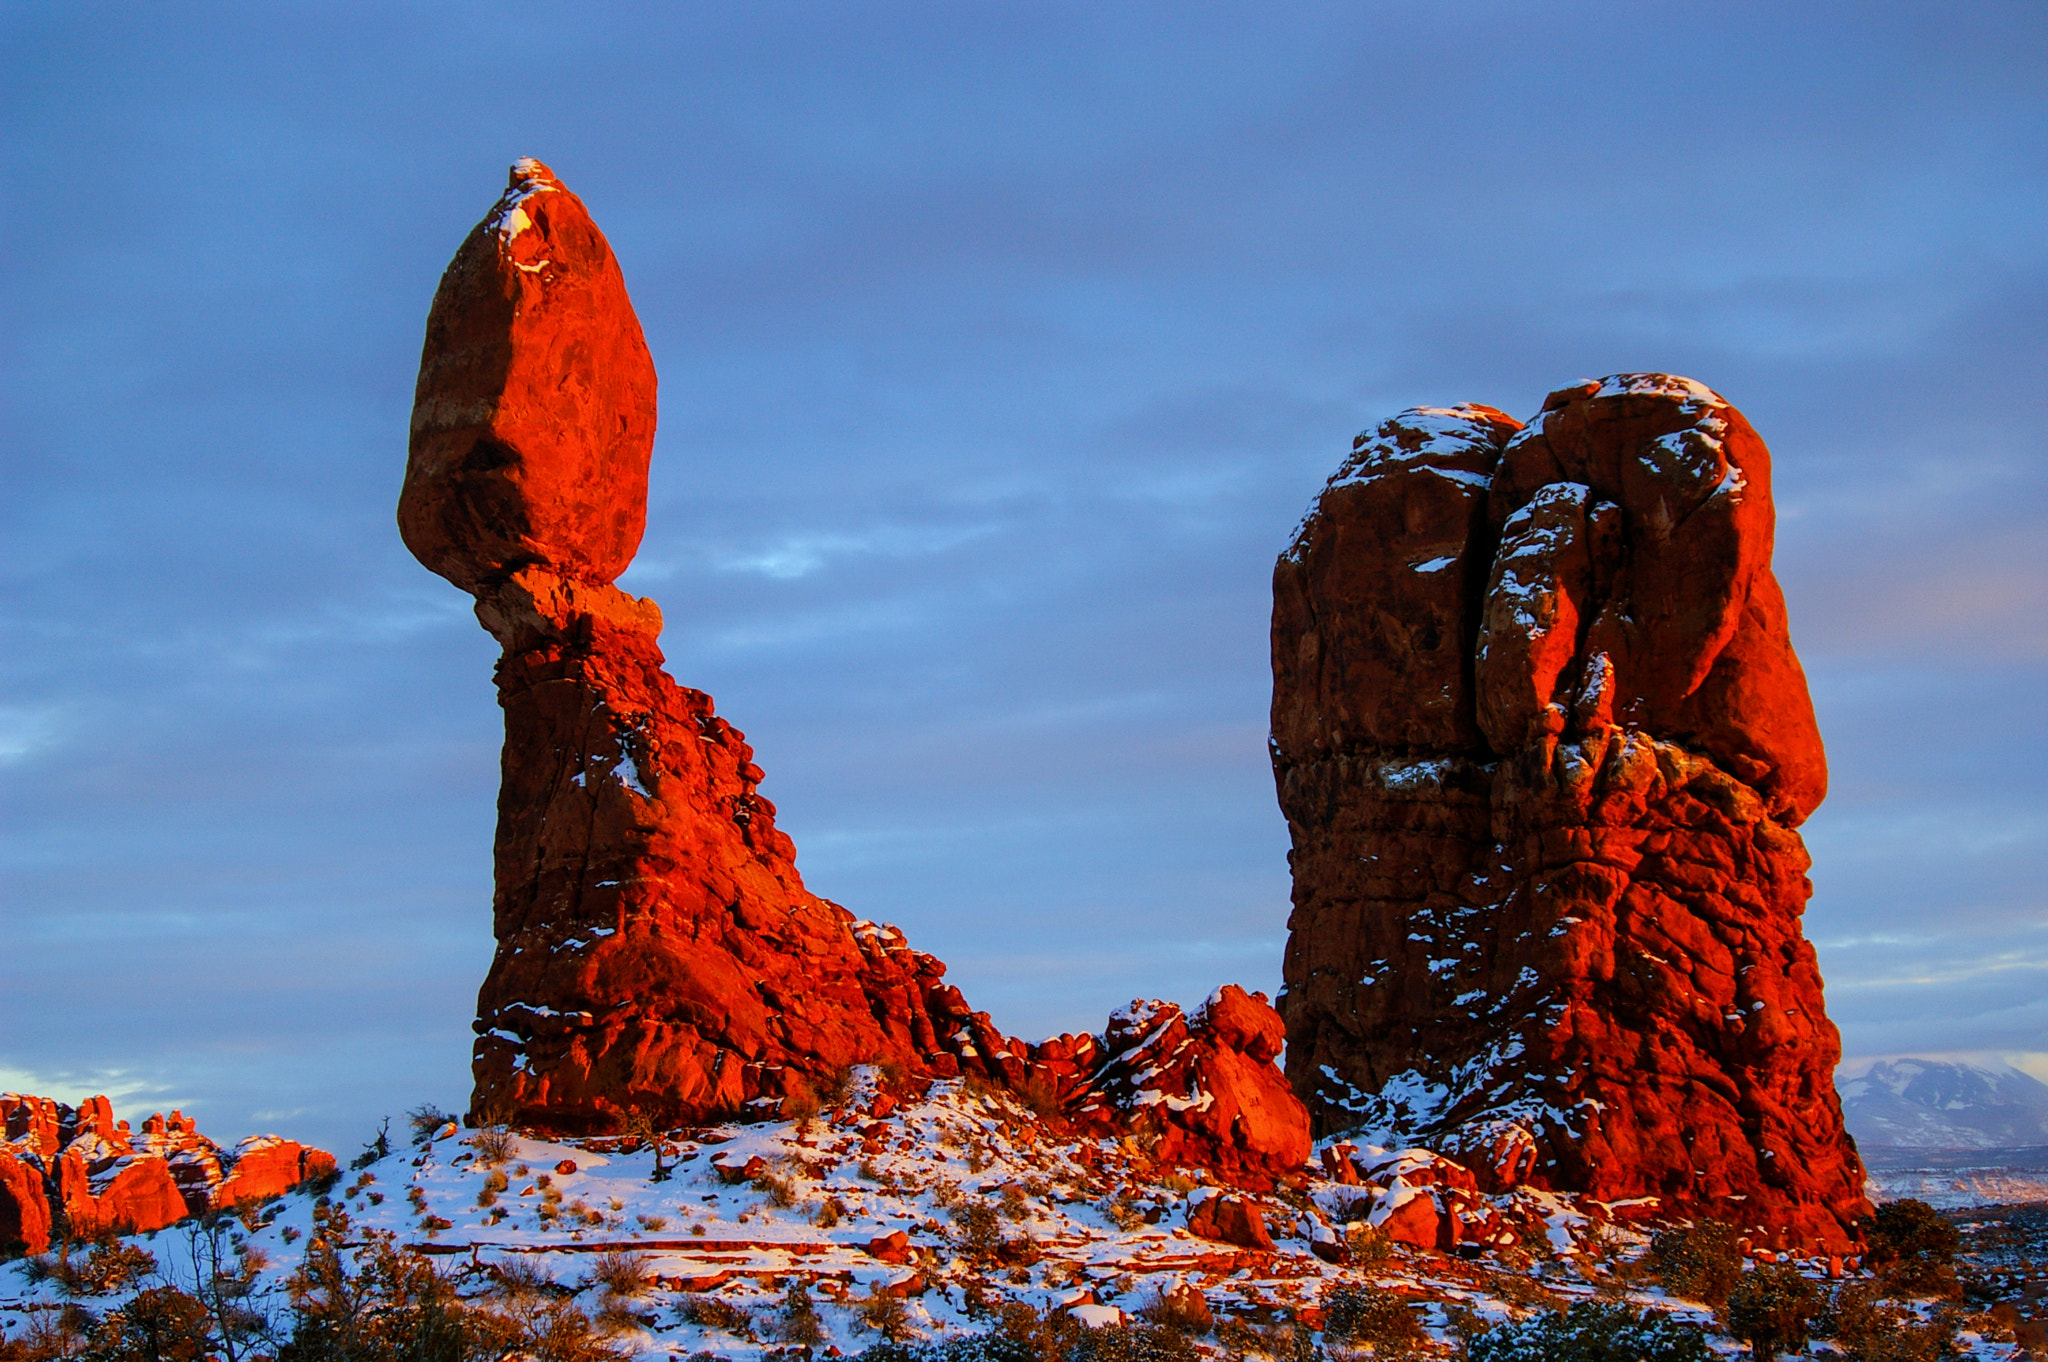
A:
[1271,377,1867,1249]
[0,1094,333,1253]
[406,162,1309,1188]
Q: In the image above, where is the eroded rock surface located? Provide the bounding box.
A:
[1271,377,1866,1249]
[0,1094,333,1252]
[408,162,1309,1188]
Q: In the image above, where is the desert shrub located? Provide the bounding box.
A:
[1071,1321,1202,1362]
[587,1253,652,1301]
[469,1128,515,1167]
[1467,1302,1712,1362]
[1213,1316,1302,1361]
[406,1105,456,1146]
[767,1281,822,1345]
[1862,1200,1961,1298]
[349,1119,390,1171]
[1645,1221,1744,1307]
[1725,1263,1823,1361]
[1136,1285,1213,1337]
[854,1337,1032,1362]
[477,1170,509,1208]
[857,1288,916,1343]
[83,1285,212,1362]
[73,1242,158,1297]
[1818,1282,1956,1362]
[1000,1186,1031,1223]
[487,1257,560,1301]
[676,1295,753,1338]
[752,1172,797,1208]
[814,1197,847,1229]
[819,1065,859,1108]
[952,1203,1003,1263]
[636,1215,667,1232]
[1321,1284,1422,1350]
[1100,1193,1146,1232]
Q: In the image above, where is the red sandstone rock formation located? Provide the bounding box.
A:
[405,161,1310,1190]
[0,1094,332,1252]
[1271,376,1867,1249]
[1048,988,1310,1191]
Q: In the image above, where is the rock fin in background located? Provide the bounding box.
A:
[0,1094,334,1254]
[403,161,1309,1188]
[1271,377,1867,1249]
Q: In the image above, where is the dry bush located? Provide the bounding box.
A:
[1646,1221,1744,1308]
[1821,1281,1957,1362]
[752,1172,797,1208]
[588,1252,652,1300]
[470,1127,516,1166]
[678,1294,754,1338]
[766,1281,822,1345]
[857,1287,917,1342]
[1137,1285,1215,1336]
[636,1214,668,1231]
[1322,1284,1424,1352]
[819,1065,858,1108]
[951,1202,1004,1263]
[1101,1192,1146,1232]
[407,1104,456,1146]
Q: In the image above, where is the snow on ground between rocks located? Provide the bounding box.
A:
[0,1070,2011,1358]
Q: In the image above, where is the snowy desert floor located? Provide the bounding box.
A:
[3,1071,2041,1358]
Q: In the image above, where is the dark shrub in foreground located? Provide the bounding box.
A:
[1645,1221,1744,1308]
[1467,1301,1712,1362]
[1725,1263,1823,1361]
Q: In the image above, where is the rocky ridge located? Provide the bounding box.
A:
[0,1093,333,1254]
[399,161,1307,1190]
[1271,378,1866,1249]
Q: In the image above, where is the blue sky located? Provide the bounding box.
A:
[4,1,2044,1155]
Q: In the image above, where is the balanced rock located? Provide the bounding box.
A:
[399,158,657,595]
[409,162,1309,1188]
[1271,376,1866,1249]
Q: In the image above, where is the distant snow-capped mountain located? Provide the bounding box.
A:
[1839,1058,2048,1149]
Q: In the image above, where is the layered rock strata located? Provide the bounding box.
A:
[1270,376,1866,1248]
[404,161,1309,1188]
[0,1094,333,1254]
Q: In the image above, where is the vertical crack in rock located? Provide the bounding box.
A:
[1271,378,1867,1249]
[401,161,1309,1188]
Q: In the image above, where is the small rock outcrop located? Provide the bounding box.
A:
[1271,376,1866,1249]
[0,1094,334,1253]
[404,161,1310,1189]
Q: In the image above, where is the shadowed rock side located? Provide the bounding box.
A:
[1270,378,1867,1249]
[403,162,1308,1188]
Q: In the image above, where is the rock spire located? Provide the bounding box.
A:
[1270,377,1867,1248]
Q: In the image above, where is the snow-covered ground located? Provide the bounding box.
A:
[0,1072,2028,1358]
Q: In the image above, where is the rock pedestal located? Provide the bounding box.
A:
[1271,377,1867,1249]
[406,162,1311,1187]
